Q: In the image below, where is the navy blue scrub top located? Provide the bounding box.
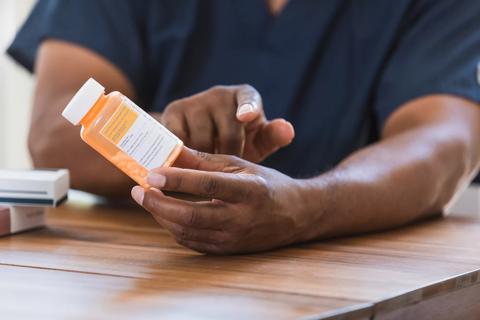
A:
[8,0,480,178]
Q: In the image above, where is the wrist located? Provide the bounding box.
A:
[290,174,335,243]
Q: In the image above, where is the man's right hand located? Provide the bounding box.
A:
[161,85,295,163]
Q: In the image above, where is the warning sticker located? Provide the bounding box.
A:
[101,98,180,169]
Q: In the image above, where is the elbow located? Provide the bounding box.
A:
[28,125,53,168]
[429,137,473,213]
[27,118,67,169]
[28,88,83,169]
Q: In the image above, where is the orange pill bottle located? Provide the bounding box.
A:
[62,78,183,188]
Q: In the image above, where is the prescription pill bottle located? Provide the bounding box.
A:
[62,78,183,188]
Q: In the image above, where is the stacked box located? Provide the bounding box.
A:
[0,206,46,236]
[0,169,69,206]
[0,169,69,236]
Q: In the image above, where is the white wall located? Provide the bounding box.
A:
[0,0,35,169]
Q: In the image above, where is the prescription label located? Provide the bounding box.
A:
[101,98,180,169]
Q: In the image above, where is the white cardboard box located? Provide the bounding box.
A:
[0,205,46,236]
[0,169,69,206]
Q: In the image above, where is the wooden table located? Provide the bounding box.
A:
[1,194,480,320]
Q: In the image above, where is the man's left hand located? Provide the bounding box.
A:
[131,148,308,254]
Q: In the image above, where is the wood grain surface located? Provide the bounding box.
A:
[1,194,480,319]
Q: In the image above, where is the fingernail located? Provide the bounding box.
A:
[131,186,145,205]
[237,103,255,116]
[147,172,166,188]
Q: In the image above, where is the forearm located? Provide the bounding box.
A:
[30,95,166,197]
[297,118,479,242]
[30,40,152,196]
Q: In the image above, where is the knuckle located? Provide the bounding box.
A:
[177,226,189,241]
[185,102,205,116]
[167,174,183,191]
[162,118,176,128]
[162,119,182,135]
[164,100,185,113]
[208,86,237,105]
[199,176,219,196]
[252,176,271,199]
[183,206,198,227]
[236,183,251,202]
[162,108,181,121]
[195,150,212,162]
[189,105,206,117]
[223,154,245,167]
[189,115,213,133]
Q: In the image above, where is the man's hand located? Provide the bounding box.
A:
[161,85,295,163]
[131,147,307,254]
[132,95,480,255]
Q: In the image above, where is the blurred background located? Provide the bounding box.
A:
[0,0,34,169]
[0,0,477,214]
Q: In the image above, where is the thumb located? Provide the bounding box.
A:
[172,146,243,172]
[252,119,295,161]
[235,85,264,123]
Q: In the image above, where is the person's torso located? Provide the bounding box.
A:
[139,0,413,177]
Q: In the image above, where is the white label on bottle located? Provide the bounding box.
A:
[100,97,180,169]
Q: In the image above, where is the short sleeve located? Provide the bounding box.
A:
[7,0,147,95]
[375,0,480,126]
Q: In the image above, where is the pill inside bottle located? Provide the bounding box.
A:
[62,78,183,188]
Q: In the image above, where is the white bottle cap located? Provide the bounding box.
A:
[62,78,105,125]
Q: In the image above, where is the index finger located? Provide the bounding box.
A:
[148,167,251,202]
[235,85,264,122]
